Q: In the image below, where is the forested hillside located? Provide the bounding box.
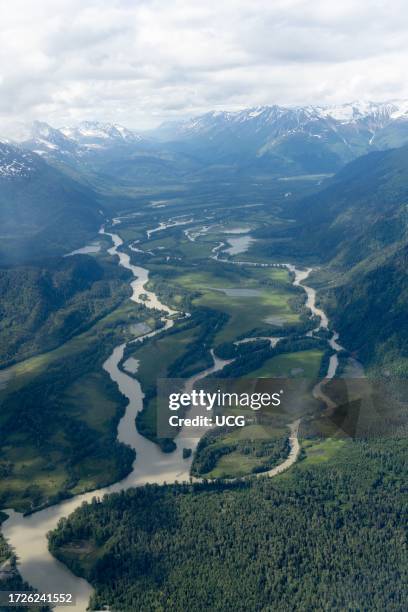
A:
[255,144,408,373]
[289,144,408,264]
[328,244,408,373]
[49,437,407,611]
[0,255,131,366]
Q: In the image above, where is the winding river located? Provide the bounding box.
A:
[2,219,345,611]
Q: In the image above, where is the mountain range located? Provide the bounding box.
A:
[22,120,144,164]
[15,120,197,188]
[6,100,408,180]
[153,100,408,174]
[1,102,408,355]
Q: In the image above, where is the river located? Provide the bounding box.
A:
[1,220,346,611]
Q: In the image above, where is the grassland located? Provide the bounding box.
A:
[149,263,300,343]
[0,201,327,508]
[300,438,348,465]
[247,349,323,378]
[111,219,323,471]
[0,301,155,401]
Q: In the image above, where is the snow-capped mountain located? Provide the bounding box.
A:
[60,121,142,146]
[13,120,199,188]
[157,101,408,138]
[24,121,79,162]
[152,100,408,175]
[316,101,401,123]
[18,121,145,167]
[10,100,408,180]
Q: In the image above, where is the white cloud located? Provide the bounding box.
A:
[0,0,407,131]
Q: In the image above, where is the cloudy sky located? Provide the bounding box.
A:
[0,0,407,131]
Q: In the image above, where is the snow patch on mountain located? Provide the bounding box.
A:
[0,142,36,178]
[157,100,408,138]
[60,121,142,144]
[10,120,145,167]
[389,101,408,120]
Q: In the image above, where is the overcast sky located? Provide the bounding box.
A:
[0,0,407,132]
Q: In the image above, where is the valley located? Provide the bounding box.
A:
[0,106,407,611]
[2,0,408,606]
[0,201,357,609]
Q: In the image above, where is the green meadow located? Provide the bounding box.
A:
[0,203,330,507]
[248,349,323,378]
[113,218,325,474]
[150,264,300,343]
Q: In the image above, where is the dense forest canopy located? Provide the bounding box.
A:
[49,437,408,611]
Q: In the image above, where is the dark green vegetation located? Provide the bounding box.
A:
[127,308,226,450]
[0,294,158,513]
[328,244,408,374]
[2,110,408,609]
[116,244,317,451]
[49,436,407,611]
[0,254,131,366]
[250,144,408,376]
[0,171,319,508]
[0,166,171,513]
[191,424,289,478]
[288,145,408,264]
[301,147,408,376]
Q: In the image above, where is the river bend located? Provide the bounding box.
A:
[2,220,345,610]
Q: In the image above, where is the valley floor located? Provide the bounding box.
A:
[1,188,406,611]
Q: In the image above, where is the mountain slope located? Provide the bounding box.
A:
[18,102,408,184]
[0,142,103,263]
[153,101,408,175]
[60,121,143,147]
[328,244,408,371]
[0,254,131,366]
[19,121,200,189]
[282,145,408,372]
[289,145,408,264]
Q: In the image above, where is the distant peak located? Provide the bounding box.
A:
[61,121,142,142]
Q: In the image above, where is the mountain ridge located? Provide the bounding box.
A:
[154,100,408,135]
[0,141,104,264]
[150,100,408,175]
[280,144,408,373]
[8,100,408,179]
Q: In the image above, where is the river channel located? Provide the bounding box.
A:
[2,219,345,610]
